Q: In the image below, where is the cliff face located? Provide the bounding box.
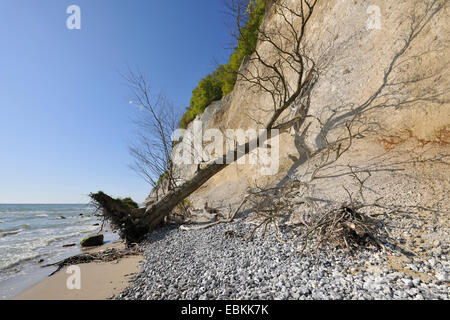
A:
[149,0,449,214]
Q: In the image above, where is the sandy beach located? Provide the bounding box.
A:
[13,241,142,300]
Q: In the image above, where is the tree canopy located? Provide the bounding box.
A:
[180,0,266,129]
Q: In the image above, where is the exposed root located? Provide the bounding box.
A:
[90,192,150,246]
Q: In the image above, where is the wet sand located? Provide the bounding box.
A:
[13,241,142,300]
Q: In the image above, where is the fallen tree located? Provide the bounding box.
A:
[92,0,447,248]
[139,0,319,228]
[91,0,320,245]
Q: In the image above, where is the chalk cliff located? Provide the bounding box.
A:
[147,1,449,254]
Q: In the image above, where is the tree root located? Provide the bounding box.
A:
[90,192,150,245]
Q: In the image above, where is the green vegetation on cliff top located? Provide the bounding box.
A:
[180,0,266,129]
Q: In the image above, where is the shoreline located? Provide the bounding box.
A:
[0,203,117,299]
[12,240,142,300]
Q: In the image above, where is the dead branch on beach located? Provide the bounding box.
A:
[243,178,393,256]
[179,196,250,231]
[242,159,446,258]
[42,246,141,277]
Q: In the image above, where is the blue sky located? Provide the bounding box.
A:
[0,1,234,204]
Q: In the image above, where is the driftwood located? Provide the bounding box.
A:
[242,178,388,256]
[297,205,386,254]
[42,246,140,276]
[179,196,249,231]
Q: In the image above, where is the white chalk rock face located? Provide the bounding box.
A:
[147,0,450,212]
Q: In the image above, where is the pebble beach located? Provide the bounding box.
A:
[118,220,449,300]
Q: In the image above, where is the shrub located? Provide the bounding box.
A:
[180,0,266,129]
[156,170,169,186]
[180,72,224,128]
[116,197,139,209]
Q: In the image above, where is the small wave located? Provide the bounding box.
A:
[0,252,41,272]
[0,230,22,238]
[0,224,31,234]
[0,224,31,237]
[35,214,48,218]
[44,227,99,245]
[0,220,4,224]
[0,220,102,274]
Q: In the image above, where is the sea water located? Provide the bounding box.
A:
[0,204,118,299]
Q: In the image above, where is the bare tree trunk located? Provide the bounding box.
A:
[141,0,322,228]
[142,137,261,230]
[143,162,228,230]
[91,144,248,244]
